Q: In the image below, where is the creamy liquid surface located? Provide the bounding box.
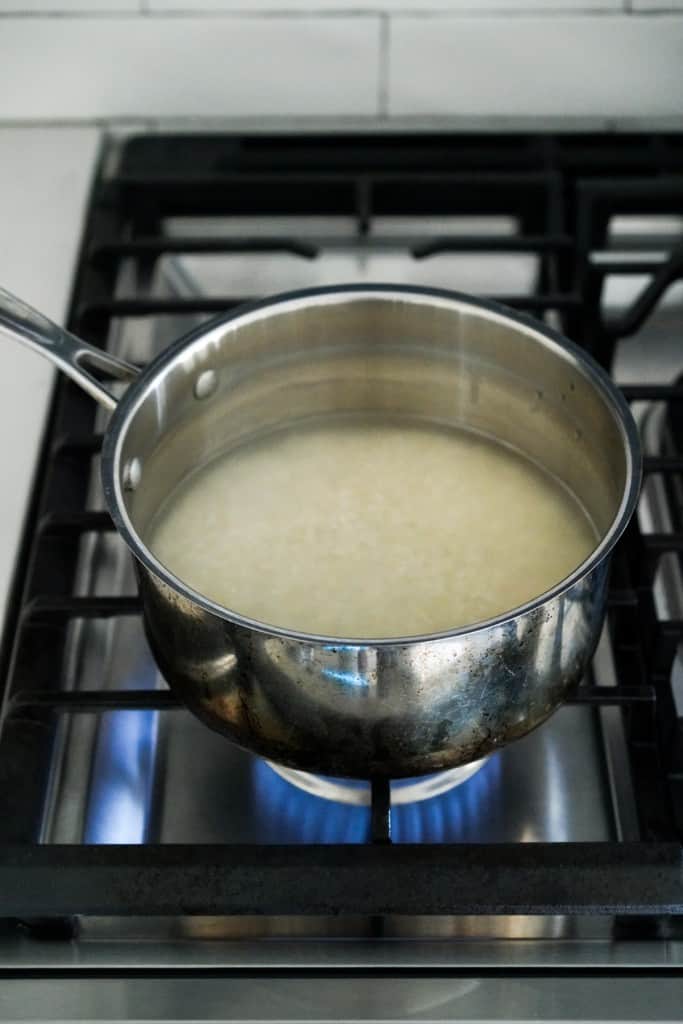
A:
[148,418,597,638]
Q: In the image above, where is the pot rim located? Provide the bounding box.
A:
[101,283,642,646]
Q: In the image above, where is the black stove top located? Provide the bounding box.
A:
[1,133,683,929]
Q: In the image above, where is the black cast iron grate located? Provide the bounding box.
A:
[1,133,683,919]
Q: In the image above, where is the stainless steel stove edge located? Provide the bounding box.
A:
[1,967,683,1024]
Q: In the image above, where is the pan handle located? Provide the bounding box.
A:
[0,285,138,411]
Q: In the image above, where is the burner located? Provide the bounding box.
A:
[254,751,500,843]
[266,758,488,806]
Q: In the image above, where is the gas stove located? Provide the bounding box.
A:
[1,133,683,1020]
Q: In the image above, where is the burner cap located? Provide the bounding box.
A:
[266,758,487,806]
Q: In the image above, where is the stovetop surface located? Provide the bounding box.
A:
[1,134,683,956]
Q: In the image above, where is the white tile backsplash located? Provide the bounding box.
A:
[0,1,680,123]
[388,15,683,117]
[0,15,380,118]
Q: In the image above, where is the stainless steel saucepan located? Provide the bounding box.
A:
[0,284,640,778]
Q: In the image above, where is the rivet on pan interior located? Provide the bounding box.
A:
[194,369,217,400]
[122,457,142,492]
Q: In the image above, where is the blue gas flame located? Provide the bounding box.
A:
[253,755,500,844]
[84,660,159,845]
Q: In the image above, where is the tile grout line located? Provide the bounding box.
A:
[378,11,389,117]
[1,114,682,128]
[0,8,396,17]
[0,7,659,18]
